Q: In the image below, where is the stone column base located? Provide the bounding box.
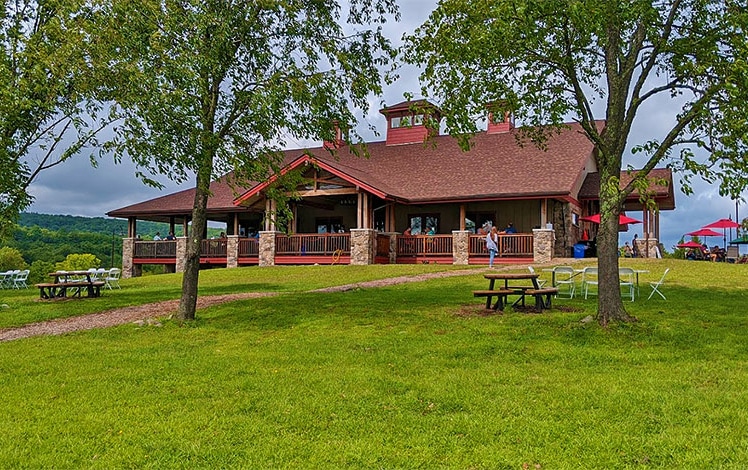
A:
[452,230,469,265]
[533,229,555,263]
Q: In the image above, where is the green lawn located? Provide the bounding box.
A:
[1,260,747,468]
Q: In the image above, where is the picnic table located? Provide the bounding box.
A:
[473,272,558,312]
[35,271,106,299]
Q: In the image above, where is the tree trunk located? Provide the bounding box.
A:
[177,168,211,321]
[596,190,637,326]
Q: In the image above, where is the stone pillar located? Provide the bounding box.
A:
[350,228,375,265]
[227,235,239,268]
[259,231,277,266]
[175,237,187,273]
[122,237,135,279]
[388,233,398,264]
[636,237,660,258]
[533,228,555,263]
[452,230,469,265]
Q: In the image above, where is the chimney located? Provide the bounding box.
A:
[486,102,514,134]
[379,100,441,146]
[323,121,347,150]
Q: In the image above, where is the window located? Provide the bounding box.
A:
[408,214,439,235]
[390,116,402,128]
[316,217,344,233]
[391,114,424,129]
[490,111,506,124]
[466,211,496,233]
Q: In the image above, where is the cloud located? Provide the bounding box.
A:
[26,0,745,254]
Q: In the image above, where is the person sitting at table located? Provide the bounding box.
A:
[701,243,710,260]
[503,222,517,234]
[486,226,499,267]
[153,231,162,241]
[165,231,176,241]
[711,245,725,262]
[686,248,698,260]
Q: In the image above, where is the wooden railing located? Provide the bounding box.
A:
[238,238,259,257]
[469,233,533,257]
[133,241,177,258]
[376,233,391,258]
[201,239,228,257]
[275,233,350,255]
[397,235,453,256]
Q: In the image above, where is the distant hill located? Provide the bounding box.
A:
[18,212,168,237]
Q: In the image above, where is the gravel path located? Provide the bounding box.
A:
[0,267,493,342]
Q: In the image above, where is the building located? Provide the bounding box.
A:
[107,100,675,277]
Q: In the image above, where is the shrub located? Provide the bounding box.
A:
[0,247,27,271]
[29,260,56,284]
[55,254,101,272]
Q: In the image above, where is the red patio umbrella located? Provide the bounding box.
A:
[703,218,741,249]
[677,240,703,248]
[580,213,642,225]
[686,228,721,238]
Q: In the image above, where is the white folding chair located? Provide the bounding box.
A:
[528,266,547,287]
[12,269,29,289]
[0,271,13,289]
[582,267,598,299]
[647,268,670,300]
[618,267,635,302]
[106,268,121,289]
[553,266,575,299]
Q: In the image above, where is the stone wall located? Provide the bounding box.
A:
[452,230,469,265]
[533,228,555,263]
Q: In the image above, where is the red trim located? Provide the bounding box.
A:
[274,255,351,265]
[133,258,176,264]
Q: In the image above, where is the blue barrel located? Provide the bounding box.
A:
[574,243,587,259]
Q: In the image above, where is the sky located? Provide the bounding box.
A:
[26,0,745,252]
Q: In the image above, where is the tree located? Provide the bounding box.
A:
[97,0,399,320]
[0,0,110,239]
[405,0,748,325]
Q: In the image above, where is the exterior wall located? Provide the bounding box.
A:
[259,231,276,266]
[386,126,430,146]
[122,238,134,279]
[533,229,555,263]
[452,230,469,265]
[393,200,542,235]
[350,229,375,265]
[550,200,583,258]
[295,205,357,233]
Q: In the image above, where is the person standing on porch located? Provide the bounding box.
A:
[632,234,639,257]
[486,226,499,267]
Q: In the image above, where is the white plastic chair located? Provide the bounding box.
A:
[0,271,13,289]
[528,266,547,287]
[106,268,121,289]
[553,266,575,299]
[619,267,635,302]
[647,268,670,300]
[582,267,598,299]
[12,269,29,289]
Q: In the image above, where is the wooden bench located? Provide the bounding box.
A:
[36,281,106,299]
[473,289,516,310]
[524,287,560,312]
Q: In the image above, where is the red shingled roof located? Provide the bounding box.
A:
[109,121,605,219]
[578,168,675,210]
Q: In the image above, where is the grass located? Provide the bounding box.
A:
[1,259,747,468]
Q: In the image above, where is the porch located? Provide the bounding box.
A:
[123,230,545,277]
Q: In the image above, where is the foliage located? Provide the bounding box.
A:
[0,247,26,271]
[93,0,400,320]
[405,0,748,324]
[28,260,55,284]
[55,253,101,271]
[0,0,111,239]
[0,261,747,467]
